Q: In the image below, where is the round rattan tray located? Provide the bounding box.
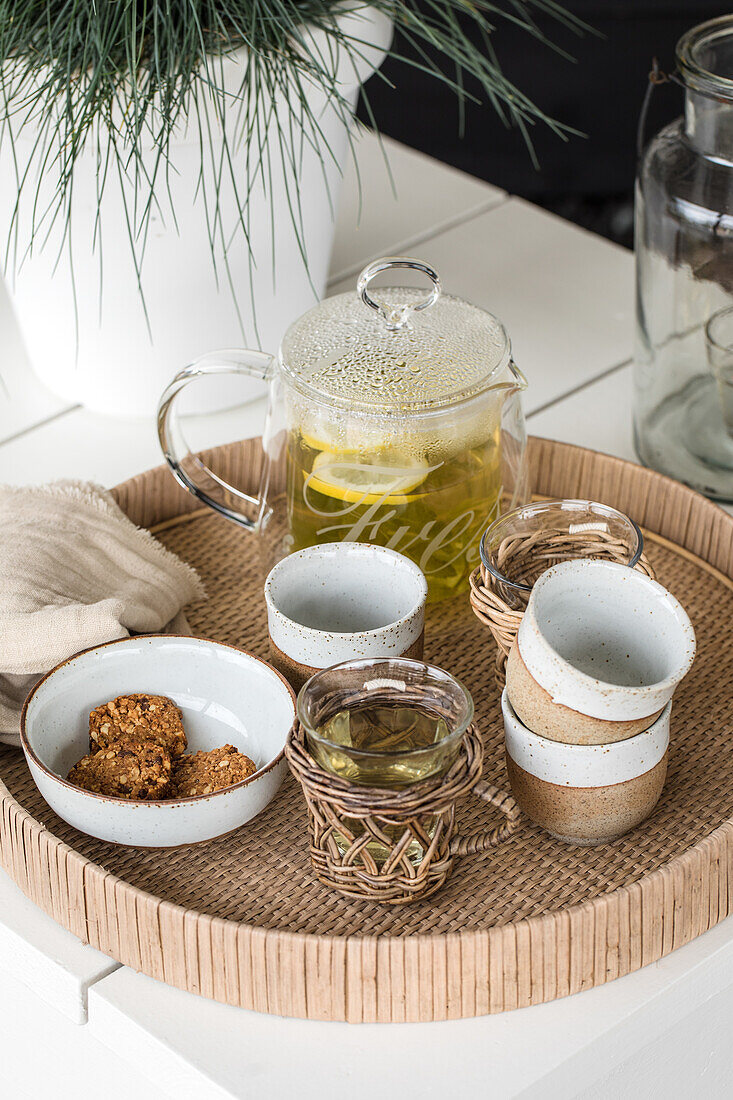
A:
[1,436,732,1022]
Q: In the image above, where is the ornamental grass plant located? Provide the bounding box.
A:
[0,1,586,291]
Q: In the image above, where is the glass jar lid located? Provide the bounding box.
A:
[279,257,511,413]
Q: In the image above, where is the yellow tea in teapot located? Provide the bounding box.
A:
[286,425,502,601]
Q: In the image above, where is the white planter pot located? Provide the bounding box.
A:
[0,8,392,417]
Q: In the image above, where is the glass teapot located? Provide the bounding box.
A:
[158,257,528,600]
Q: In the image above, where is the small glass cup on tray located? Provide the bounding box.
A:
[469,498,654,685]
[285,657,518,904]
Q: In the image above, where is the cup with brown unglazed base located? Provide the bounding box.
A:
[506,559,695,745]
[502,689,670,845]
[264,543,427,691]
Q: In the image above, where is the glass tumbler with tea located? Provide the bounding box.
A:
[297,657,474,867]
[158,257,529,600]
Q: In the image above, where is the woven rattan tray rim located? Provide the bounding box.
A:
[1,435,732,1022]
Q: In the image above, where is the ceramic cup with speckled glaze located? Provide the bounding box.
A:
[506,559,695,745]
[264,543,428,691]
[502,690,670,845]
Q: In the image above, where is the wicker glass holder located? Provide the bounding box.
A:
[286,721,519,905]
[469,525,657,687]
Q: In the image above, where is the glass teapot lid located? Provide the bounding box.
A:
[279,257,512,413]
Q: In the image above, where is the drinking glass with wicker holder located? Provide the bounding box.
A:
[469,499,657,688]
[285,659,519,905]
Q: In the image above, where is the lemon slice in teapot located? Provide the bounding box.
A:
[300,426,379,457]
[300,428,348,454]
[307,450,430,505]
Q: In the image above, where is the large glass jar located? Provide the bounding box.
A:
[635,15,733,500]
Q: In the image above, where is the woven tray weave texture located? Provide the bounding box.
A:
[0,437,732,1021]
[0,473,730,933]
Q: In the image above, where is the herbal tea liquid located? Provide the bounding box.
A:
[286,425,502,601]
[309,702,459,867]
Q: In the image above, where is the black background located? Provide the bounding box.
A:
[358,3,728,247]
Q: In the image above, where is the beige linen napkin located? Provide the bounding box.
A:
[0,481,205,746]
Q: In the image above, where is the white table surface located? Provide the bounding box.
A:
[1,132,731,1100]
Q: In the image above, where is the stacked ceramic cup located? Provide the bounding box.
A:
[502,559,696,845]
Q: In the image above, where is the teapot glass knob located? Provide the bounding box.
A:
[357,256,442,330]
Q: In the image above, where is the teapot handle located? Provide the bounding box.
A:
[157,349,275,531]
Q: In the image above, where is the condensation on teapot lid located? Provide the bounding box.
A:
[279,257,511,413]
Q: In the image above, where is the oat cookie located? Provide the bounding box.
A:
[89,693,187,756]
[172,745,257,797]
[68,736,173,800]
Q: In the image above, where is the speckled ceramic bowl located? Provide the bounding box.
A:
[20,636,296,847]
[264,543,427,691]
[507,559,695,744]
[502,689,671,845]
